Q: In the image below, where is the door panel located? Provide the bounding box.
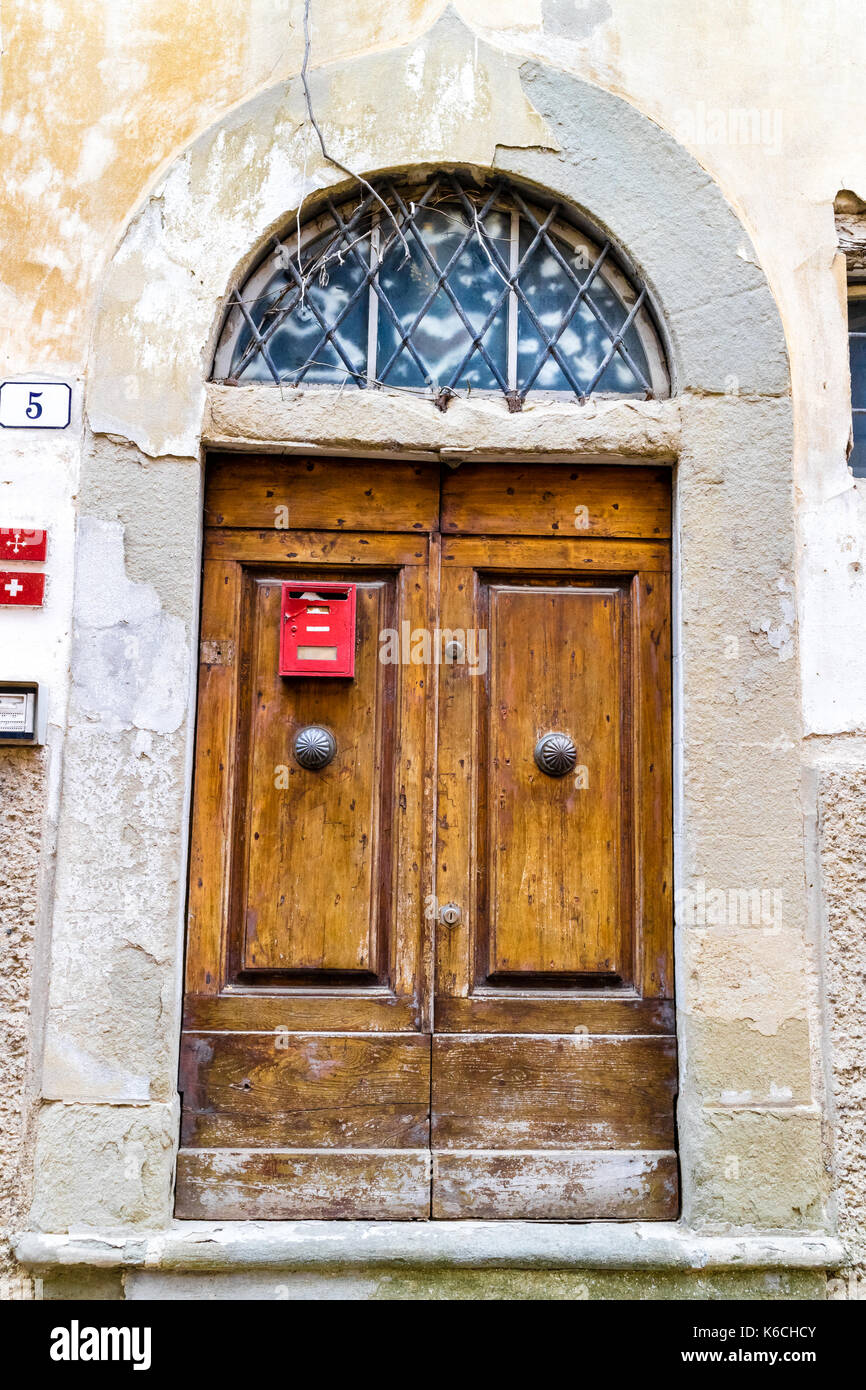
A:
[178,458,437,1221]
[433,995,674,1034]
[485,582,626,981]
[432,1151,678,1221]
[241,575,395,976]
[432,467,675,1220]
[431,1036,677,1149]
[179,1033,431,1147]
[176,1151,431,1221]
[440,462,672,539]
[179,454,676,1222]
[184,541,430,1029]
[206,452,440,532]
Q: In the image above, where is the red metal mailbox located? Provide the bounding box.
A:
[279,582,356,677]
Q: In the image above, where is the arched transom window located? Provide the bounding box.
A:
[213,172,668,406]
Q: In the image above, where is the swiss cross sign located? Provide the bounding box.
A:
[0,571,45,606]
[0,529,47,562]
[279,582,356,677]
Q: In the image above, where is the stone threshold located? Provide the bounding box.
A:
[16,1223,845,1273]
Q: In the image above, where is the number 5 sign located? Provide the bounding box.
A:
[0,381,71,429]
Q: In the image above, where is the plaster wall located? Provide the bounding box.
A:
[814,761,866,1298]
[0,748,45,1283]
[0,0,863,1298]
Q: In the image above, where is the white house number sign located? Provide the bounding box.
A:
[0,381,71,429]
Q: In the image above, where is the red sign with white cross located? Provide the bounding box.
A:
[0,528,47,561]
[0,571,45,606]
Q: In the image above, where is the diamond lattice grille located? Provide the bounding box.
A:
[214,173,666,406]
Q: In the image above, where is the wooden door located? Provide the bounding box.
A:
[432,464,677,1219]
[176,457,439,1219]
[176,455,677,1221]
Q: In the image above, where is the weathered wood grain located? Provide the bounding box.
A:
[184,559,243,999]
[432,1035,677,1149]
[441,536,671,571]
[432,1149,679,1220]
[182,992,419,1033]
[205,528,430,566]
[634,570,674,999]
[434,995,675,1035]
[441,462,671,538]
[206,454,440,532]
[176,1149,431,1220]
[180,1032,431,1148]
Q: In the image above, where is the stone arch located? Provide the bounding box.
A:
[86,11,788,457]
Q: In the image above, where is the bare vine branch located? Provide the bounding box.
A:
[301,0,410,262]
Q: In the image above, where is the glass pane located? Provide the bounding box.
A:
[848,301,866,476]
[375,203,509,390]
[848,298,866,338]
[232,231,370,385]
[851,412,866,477]
[516,225,650,393]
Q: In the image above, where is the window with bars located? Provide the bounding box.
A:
[849,286,866,476]
[212,172,669,407]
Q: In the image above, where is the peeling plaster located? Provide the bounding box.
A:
[750,578,796,663]
[38,507,193,1110]
[687,929,808,1036]
[543,0,612,41]
[72,518,188,735]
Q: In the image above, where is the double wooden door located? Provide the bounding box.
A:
[176,454,677,1220]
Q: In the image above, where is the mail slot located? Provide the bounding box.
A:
[279,582,356,677]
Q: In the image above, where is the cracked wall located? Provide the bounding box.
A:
[1,3,864,717]
[24,438,201,1244]
[39,494,195,1110]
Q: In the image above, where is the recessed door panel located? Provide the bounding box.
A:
[485,582,626,982]
[242,575,394,976]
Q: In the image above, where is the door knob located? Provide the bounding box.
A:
[293,725,337,770]
[439,902,462,927]
[534,732,577,777]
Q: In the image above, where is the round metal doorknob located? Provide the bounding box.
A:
[293,725,337,770]
[534,732,577,778]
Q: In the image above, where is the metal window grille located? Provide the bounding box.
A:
[213,172,669,408]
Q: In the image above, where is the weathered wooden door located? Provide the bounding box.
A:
[176,456,438,1219]
[176,454,677,1220]
[431,464,676,1218]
